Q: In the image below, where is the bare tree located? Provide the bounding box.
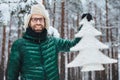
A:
[0,25,6,80]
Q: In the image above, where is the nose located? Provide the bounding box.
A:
[36,20,41,24]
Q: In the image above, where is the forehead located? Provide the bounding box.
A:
[31,14,44,18]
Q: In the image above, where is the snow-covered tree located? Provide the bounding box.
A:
[66,13,117,72]
[48,26,60,38]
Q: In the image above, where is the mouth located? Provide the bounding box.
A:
[35,26,43,32]
[32,24,44,32]
[35,30,42,32]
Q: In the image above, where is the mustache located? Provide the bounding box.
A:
[35,24,44,26]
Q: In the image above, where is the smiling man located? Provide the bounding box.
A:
[6,3,81,80]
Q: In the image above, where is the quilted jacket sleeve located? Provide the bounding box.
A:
[6,40,21,80]
[55,37,81,52]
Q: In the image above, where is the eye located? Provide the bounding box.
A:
[34,18,38,21]
[31,17,45,22]
[39,18,43,21]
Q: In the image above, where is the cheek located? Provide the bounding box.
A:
[43,22,45,27]
[42,23,45,26]
[29,22,35,27]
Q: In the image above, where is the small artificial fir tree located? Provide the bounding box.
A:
[67,13,117,72]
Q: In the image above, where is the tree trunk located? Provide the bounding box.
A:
[8,15,12,57]
[59,0,65,80]
[94,4,97,27]
[52,0,56,27]
[106,0,109,42]
[0,25,6,80]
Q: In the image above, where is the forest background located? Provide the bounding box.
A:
[0,0,120,80]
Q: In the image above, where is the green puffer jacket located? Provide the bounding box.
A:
[6,30,80,80]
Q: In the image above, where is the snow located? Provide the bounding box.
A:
[92,0,105,8]
[6,0,20,2]
[48,0,53,5]
[26,0,32,5]
[35,0,43,4]
[9,3,18,13]
[68,49,117,66]
[118,54,120,58]
[19,2,26,10]
[70,36,109,51]
[66,16,117,72]
[70,18,108,51]
[75,18,102,37]
[81,64,104,72]
[0,0,119,79]
[48,26,60,38]
[81,0,105,13]
[0,3,10,25]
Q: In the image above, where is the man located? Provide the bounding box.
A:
[6,3,80,80]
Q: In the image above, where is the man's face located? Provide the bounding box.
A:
[29,14,45,32]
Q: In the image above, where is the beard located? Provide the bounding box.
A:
[32,24,45,32]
